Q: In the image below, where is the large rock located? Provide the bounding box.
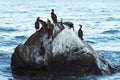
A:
[11,24,116,75]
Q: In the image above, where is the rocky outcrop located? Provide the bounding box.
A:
[11,24,116,75]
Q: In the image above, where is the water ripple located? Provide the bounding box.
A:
[102,30,119,34]
[105,17,120,21]
[0,27,18,32]
[15,35,27,39]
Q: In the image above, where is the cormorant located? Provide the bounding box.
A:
[47,19,54,39]
[51,9,57,24]
[35,17,40,31]
[57,18,65,30]
[63,22,75,31]
[78,24,83,40]
[60,18,65,30]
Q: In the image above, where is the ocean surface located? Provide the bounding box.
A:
[0,0,120,80]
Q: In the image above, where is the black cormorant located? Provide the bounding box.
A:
[35,17,40,30]
[78,24,83,40]
[63,22,75,31]
[47,19,54,39]
[51,9,57,24]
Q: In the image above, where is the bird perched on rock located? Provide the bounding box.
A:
[35,17,40,31]
[78,24,83,40]
[47,19,54,39]
[63,22,75,31]
[51,9,57,24]
[59,18,65,30]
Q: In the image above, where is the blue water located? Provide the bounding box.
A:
[0,0,120,79]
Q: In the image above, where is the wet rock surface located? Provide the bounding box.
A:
[11,24,116,76]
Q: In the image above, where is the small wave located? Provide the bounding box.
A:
[19,11,28,13]
[2,11,16,14]
[0,41,18,46]
[93,36,117,42]
[5,22,11,24]
[91,37,110,42]
[102,30,119,34]
[95,21,100,23]
[101,8,110,12]
[15,35,27,39]
[86,40,95,44]
[115,37,120,40]
[0,53,5,57]
[0,27,17,32]
[105,17,120,21]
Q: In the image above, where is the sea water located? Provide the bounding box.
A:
[0,0,120,80]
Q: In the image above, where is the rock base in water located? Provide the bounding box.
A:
[11,23,116,76]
